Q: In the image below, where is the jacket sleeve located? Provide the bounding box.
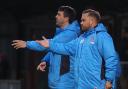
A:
[41,52,51,63]
[97,32,118,82]
[49,38,78,56]
[26,41,47,51]
[115,53,121,78]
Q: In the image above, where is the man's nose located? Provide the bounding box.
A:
[55,15,58,19]
[80,22,83,25]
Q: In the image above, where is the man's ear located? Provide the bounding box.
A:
[89,18,93,26]
[65,17,69,22]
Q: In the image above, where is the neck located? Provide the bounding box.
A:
[60,22,69,29]
[91,22,98,28]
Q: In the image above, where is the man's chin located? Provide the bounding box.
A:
[56,23,59,26]
[81,28,86,31]
[81,28,88,32]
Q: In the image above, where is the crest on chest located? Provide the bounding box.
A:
[80,35,96,45]
[90,36,95,44]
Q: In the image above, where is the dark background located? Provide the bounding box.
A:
[0,0,128,89]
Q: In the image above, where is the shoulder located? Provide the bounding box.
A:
[97,31,112,40]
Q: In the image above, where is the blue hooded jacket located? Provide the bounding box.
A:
[49,23,118,89]
[26,21,80,89]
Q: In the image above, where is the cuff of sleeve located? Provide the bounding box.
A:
[26,41,30,48]
[41,59,49,65]
[106,78,113,83]
[41,59,46,62]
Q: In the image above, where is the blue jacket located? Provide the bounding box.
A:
[49,23,118,89]
[26,21,80,89]
[112,53,121,89]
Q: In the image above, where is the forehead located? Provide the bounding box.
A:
[57,11,64,14]
[81,13,89,19]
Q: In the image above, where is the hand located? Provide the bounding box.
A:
[37,62,46,72]
[105,81,112,89]
[11,40,26,49]
[36,36,49,48]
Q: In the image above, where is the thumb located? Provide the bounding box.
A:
[42,36,47,40]
[37,65,40,70]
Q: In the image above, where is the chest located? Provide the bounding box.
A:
[77,34,99,57]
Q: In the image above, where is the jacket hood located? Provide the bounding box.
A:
[55,20,80,35]
[95,23,107,32]
[82,23,107,37]
[66,20,80,35]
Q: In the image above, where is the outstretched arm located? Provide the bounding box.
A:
[11,40,47,51]
[36,36,77,56]
[26,41,47,51]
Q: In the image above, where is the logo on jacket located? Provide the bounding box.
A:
[94,87,97,89]
[90,36,95,44]
[80,38,85,44]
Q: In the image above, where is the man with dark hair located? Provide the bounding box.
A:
[12,6,80,89]
[58,6,76,23]
[36,9,118,89]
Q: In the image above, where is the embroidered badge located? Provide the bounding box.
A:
[94,87,97,89]
[90,36,95,44]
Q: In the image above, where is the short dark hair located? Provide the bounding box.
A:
[82,9,101,22]
[58,6,76,23]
